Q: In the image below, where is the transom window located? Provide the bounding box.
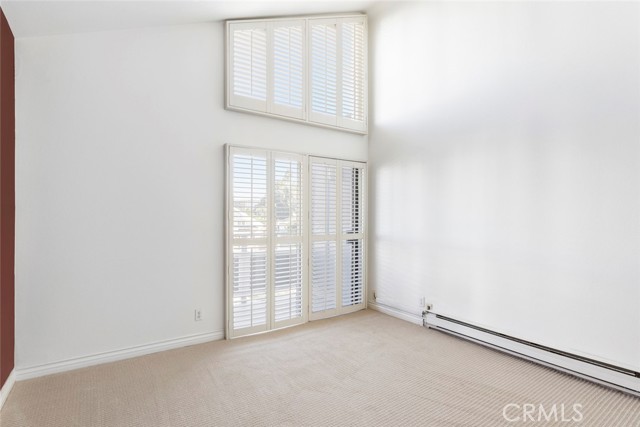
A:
[226,15,368,134]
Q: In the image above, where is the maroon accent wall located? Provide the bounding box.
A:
[0,8,15,389]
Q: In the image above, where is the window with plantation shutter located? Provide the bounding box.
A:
[339,18,367,131]
[309,20,338,126]
[229,149,269,335]
[227,146,365,338]
[227,147,308,338]
[272,21,305,119]
[272,154,306,327]
[228,22,268,112]
[308,16,367,132]
[226,15,367,134]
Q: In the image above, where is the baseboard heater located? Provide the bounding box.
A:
[424,312,640,396]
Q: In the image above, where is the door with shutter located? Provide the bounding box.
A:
[309,157,366,320]
[310,158,339,320]
[339,161,366,313]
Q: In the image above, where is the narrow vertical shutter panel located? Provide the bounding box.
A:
[230,23,268,111]
[309,20,338,126]
[312,241,337,312]
[340,164,365,308]
[274,158,303,237]
[341,20,366,123]
[310,159,339,317]
[233,245,268,329]
[272,22,305,118]
[230,150,269,334]
[342,239,364,306]
[273,156,305,326]
[232,154,268,240]
[311,162,337,235]
[341,166,361,234]
[274,243,303,321]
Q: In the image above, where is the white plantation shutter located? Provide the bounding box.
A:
[312,241,337,313]
[271,21,305,119]
[309,19,338,126]
[339,18,367,132]
[272,154,306,327]
[309,17,367,130]
[229,149,269,335]
[227,148,365,337]
[310,159,338,319]
[309,157,366,320]
[227,148,307,338]
[229,22,268,112]
[233,246,268,329]
[274,243,303,322]
[340,164,365,310]
[227,16,367,133]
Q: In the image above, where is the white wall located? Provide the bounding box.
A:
[368,1,640,371]
[15,22,366,369]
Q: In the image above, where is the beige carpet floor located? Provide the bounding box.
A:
[1,310,639,427]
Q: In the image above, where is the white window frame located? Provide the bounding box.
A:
[225,144,367,339]
[225,15,368,135]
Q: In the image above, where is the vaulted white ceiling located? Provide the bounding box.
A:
[1,0,376,38]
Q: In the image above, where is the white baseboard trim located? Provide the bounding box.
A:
[425,312,640,396]
[0,370,15,411]
[15,330,224,381]
[368,301,423,326]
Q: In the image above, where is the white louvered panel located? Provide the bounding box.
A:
[272,22,304,119]
[232,245,268,330]
[309,20,338,126]
[311,241,337,313]
[342,239,364,307]
[274,244,303,322]
[311,162,337,236]
[341,166,362,235]
[232,154,268,240]
[340,19,366,127]
[230,23,268,111]
[274,158,303,238]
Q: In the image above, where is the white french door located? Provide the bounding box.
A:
[309,157,365,320]
[226,146,365,338]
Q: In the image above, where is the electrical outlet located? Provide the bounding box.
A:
[419,296,426,307]
[194,309,202,321]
